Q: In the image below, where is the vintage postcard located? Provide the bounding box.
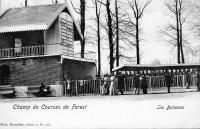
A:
[0,0,200,128]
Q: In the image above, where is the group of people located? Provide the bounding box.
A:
[134,74,148,94]
[126,69,200,94]
[102,74,125,96]
[102,69,200,95]
[38,77,73,97]
[38,69,200,97]
[102,73,149,95]
[164,69,200,93]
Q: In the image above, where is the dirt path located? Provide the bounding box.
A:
[0,92,200,128]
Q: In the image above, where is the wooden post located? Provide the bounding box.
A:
[75,80,78,96]
[124,78,126,92]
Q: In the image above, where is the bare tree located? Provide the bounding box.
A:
[106,0,114,73]
[97,0,114,73]
[128,0,152,64]
[178,1,185,63]
[161,0,191,64]
[91,0,102,77]
[80,0,86,58]
[191,1,200,38]
[96,0,136,72]
[113,1,137,66]
[71,0,86,58]
[115,0,119,67]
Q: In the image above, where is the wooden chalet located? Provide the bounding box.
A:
[0,3,96,86]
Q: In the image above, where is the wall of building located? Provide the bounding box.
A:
[44,19,60,45]
[62,59,96,80]
[0,56,61,86]
[0,56,96,86]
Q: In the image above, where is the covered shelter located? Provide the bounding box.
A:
[113,64,200,93]
[113,64,200,75]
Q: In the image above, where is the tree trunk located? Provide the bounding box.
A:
[96,0,101,77]
[97,24,101,77]
[81,41,85,58]
[115,0,119,67]
[80,0,86,58]
[106,0,114,73]
[179,11,185,64]
[175,0,181,64]
[136,18,140,64]
[25,0,28,7]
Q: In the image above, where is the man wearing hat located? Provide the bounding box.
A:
[165,71,172,93]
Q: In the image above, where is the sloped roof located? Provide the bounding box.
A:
[0,3,82,40]
[113,64,200,71]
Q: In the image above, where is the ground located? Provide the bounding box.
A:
[0,91,200,129]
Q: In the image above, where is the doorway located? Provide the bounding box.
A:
[0,65,10,85]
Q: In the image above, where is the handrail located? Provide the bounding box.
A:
[0,44,96,60]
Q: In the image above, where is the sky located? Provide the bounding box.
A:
[0,0,199,73]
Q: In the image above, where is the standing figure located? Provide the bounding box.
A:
[141,75,148,94]
[165,72,172,93]
[114,75,118,95]
[135,74,140,94]
[103,75,110,95]
[186,70,191,89]
[196,69,200,91]
[118,74,125,95]
[109,76,115,96]
[66,78,72,96]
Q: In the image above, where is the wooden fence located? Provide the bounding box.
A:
[124,74,197,93]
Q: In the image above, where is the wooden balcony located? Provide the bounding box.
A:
[0,44,96,61]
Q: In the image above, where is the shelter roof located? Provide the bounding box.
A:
[113,64,200,71]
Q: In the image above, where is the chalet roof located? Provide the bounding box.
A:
[0,3,82,40]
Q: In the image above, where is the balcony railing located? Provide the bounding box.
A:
[0,44,96,61]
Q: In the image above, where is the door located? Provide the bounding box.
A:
[0,65,10,85]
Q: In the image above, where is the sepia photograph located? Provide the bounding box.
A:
[0,0,200,128]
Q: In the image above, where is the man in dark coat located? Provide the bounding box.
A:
[196,69,200,91]
[103,74,110,95]
[135,74,140,94]
[118,74,125,95]
[38,83,51,97]
[141,75,148,94]
[186,71,191,89]
[165,72,172,93]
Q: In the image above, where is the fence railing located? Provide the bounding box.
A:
[63,80,103,96]
[124,74,197,93]
[64,75,197,96]
[0,44,63,58]
[0,76,198,98]
[0,45,45,58]
[0,44,96,61]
